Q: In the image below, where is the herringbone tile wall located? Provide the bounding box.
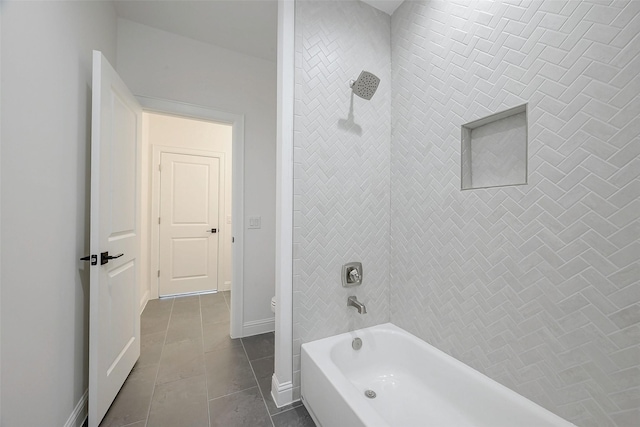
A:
[390,1,639,426]
[292,0,391,398]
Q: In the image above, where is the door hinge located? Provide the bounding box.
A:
[158,217,161,224]
[158,270,160,277]
[158,164,161,172]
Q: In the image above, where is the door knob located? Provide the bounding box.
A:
[101,251,124,265]
[80,254,98,265]
[206,228,217,234]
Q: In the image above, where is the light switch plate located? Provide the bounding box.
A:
[248,216,261,229]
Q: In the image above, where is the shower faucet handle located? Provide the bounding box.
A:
[342,262,363,287]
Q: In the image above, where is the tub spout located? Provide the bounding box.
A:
[347,296,367,314]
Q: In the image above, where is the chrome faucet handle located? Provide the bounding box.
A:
[342,262,363,287]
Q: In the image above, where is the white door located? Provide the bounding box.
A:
[88,51,141,427]
[159,153,221,296]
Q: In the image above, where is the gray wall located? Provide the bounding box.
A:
[0,1,117,425]
[292,0,391,399]
[390,1,639,426]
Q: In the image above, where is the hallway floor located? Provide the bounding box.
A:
[99,292,315,427]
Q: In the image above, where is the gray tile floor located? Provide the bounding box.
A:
[99,292,315,427]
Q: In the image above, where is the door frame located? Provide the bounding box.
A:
[153,147,226,298]
[138,96,245,339]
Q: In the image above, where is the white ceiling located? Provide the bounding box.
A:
[361,0,404,15]
[113,1,404,63]
[114,0,278,62]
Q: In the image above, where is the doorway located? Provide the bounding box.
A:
[137,96,246,339]
[147,112,231,298]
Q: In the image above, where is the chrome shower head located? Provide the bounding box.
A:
[350,70,380,100]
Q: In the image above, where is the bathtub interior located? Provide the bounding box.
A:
[303,323,576,427]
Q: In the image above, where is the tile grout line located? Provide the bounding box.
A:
[270,403,305,420]
[250,354,275,364]
[207,385,263,403]
[222,290,231,311]
[240,339,276,427]
[143,297,175,427]
[199,294,213,427]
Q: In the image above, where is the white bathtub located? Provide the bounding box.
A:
[301,323,575,427]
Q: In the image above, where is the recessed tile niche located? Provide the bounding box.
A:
[461,104,528,190]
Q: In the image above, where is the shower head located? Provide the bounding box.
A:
[350,70,380,100]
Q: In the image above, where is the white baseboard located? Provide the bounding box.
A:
[242,318,274,337]
[139,289,150,315]
[271,373,294,408]
[64,389,88,427]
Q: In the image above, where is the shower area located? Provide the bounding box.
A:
[289,1,639,426]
